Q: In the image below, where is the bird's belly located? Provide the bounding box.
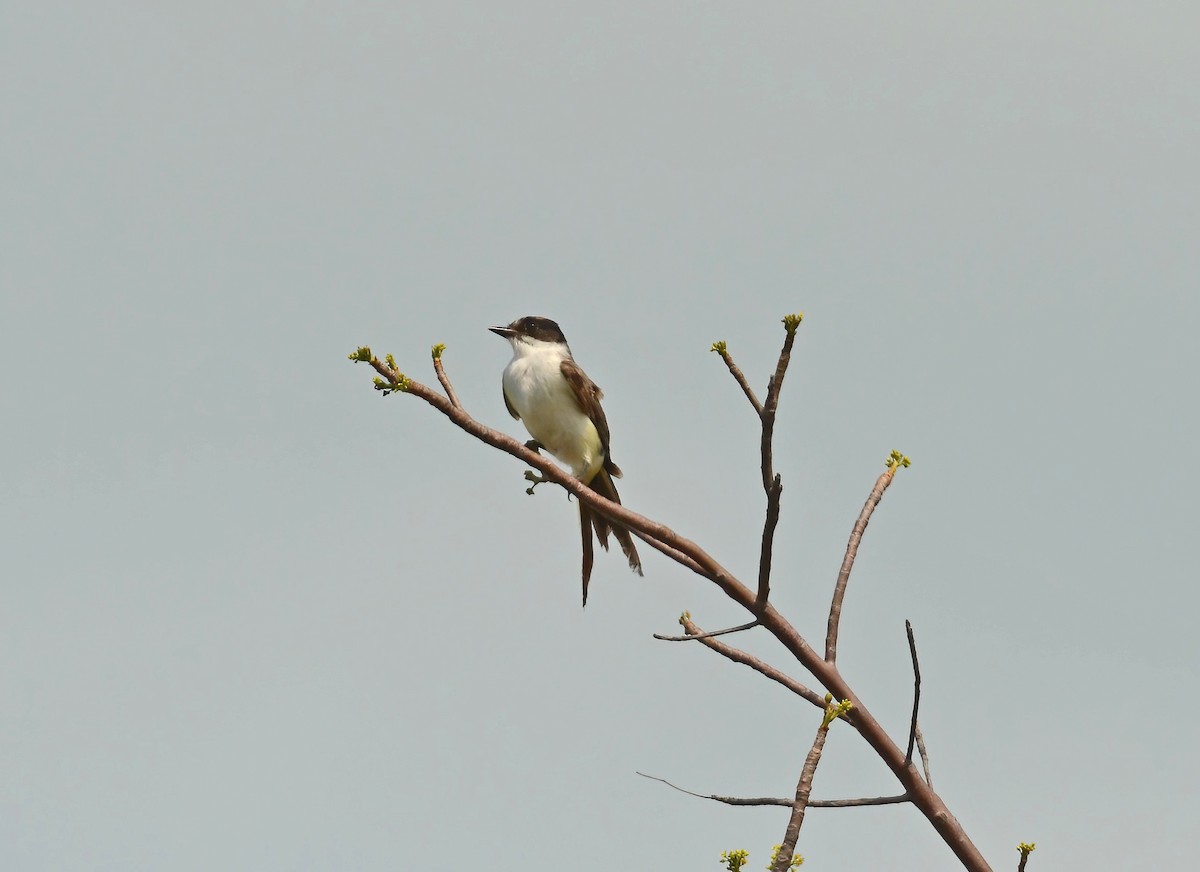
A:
[504,361,603,481]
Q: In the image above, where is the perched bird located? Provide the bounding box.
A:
[490,315,642,605]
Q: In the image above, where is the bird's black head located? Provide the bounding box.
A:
[489,315,569,345]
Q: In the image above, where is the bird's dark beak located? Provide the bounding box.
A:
[489,326,516,338]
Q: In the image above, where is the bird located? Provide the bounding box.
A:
[490,315,642,605]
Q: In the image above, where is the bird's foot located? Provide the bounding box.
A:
[523,442,552,494]
[524,470,550,495]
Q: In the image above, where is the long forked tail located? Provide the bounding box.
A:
[578,468,643,606]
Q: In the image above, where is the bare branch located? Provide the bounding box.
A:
[901,600,934,790]
[710,341,764,417]
[905,619,922,767]
[353,356,723,576]
[756,474,782,611]
[653,619,759,642]
[759,315,801,493]
[824,466,899,663]
[675,616,826,711]
[349,349,992,872]
[635,772,908,809]
[772,715,830,871]
[809,794,909,809]
[753,315,802,609]
[359,370,754,604]
[429,344,461,408]
[629,528,708,578]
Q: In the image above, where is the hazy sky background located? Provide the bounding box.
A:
[3,3,1197,870]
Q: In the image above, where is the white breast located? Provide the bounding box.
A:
[502,341,604,481]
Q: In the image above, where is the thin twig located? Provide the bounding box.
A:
[653,619,759,642]
[915,725,933,788]
[753,318,801,608]
[756,474,782,611]
[712,343,764,417]
[807,794,909,809]
[824,467,897,663]
[433,359,460,408]
[432,353,461,408]
[634,772,908,809]
[1017,845,1036,872]
[678,616,827,711]
[636,772,789,807]
[759,320,800,493]
[905,619,922,767]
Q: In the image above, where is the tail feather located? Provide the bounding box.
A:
[579,502,596,606]
[587,469,643,576]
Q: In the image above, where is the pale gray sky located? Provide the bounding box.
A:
[3,3,1197,870]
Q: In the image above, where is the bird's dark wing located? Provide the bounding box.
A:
[560,357,621,476]
[501,385,520,420]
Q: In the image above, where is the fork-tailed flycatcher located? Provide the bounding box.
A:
[490,315,642,605]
